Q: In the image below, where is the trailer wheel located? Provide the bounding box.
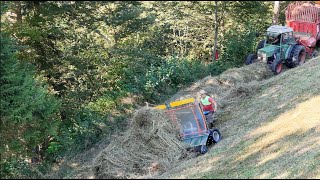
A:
[312,49,318,58]
[200,145,208,154]
[211,128,221,143]
[316,40,320,49]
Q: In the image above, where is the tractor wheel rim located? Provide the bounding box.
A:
[213,131,220,141]
[276,63,282,73]
[299,51,306,65]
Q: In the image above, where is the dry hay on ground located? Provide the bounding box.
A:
[91,62,274,179]
[169,62,273,109]
[92,108,188,179]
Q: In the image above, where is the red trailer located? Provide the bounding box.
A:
[285,1,320,56]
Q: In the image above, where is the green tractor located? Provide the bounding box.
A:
[246,25,306,75]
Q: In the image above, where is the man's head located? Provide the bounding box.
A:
[199,89,207,98]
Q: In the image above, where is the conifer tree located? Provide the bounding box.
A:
[0,32,60,168]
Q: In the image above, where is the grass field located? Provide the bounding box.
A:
[158,57,320,179]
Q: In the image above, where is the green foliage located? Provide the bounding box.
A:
[0,32,60,177]
[53,108,110,152]
[141,57,209,102]
[0,158,38,178]
[87,96,116,114]
[219,24,258,67]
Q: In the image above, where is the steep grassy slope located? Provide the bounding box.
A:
[158,57,320,179]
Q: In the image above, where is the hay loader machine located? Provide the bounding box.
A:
[245,2,320,75]
[155,98,221,154]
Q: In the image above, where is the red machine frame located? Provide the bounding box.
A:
[285,1,320,56]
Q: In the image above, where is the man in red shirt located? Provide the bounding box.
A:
[215,49,219,61]
[199,90,217,128]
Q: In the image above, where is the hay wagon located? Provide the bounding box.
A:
[155,98,221,154]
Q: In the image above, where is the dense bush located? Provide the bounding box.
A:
[140,57,209,102]
[219,24,258,67]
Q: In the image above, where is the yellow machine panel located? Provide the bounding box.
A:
[154,98,195,109]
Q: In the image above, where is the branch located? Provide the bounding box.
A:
[94,29,111,43]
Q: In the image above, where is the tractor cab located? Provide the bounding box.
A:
[257,25,296,64]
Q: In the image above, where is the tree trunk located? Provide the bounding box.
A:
[212,1,218,62]
[272,1,280,25]
[15,1,22,24]
[220,1,226,28]
[33,1,40,18]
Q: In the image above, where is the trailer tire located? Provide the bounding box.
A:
[200,145,208,154]
[316,40,320,48]
[211,128,221,143]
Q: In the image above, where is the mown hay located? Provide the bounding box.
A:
[169,62,272,107]
[165,62,273,125]
[92,108,188,179]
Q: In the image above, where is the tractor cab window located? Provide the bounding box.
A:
[282,32,293,44]
[267,31,281,45]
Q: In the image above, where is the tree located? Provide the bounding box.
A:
[0,30,60,177]
[273,1,280,25]
[212,1,218,62]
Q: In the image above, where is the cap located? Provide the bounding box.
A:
[199,90,206,94]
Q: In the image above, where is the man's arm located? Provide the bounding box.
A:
[209,98,217,112]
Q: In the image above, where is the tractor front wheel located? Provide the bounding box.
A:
[271,58,283,75]
[245,53,257,65]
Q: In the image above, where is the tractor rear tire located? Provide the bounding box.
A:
[271,58,283,75]
[256,40,266,52]
[245,53,257,65]
[286,45,306,68]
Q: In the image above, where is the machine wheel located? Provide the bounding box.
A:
[245,53,257,65]
[200,145,208,154]
[271,58,283,75]
[211,128,221,143]
[256,40,266,51]
[316,40,320,49]
[287,45,306,68]
[312,49,318,58]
